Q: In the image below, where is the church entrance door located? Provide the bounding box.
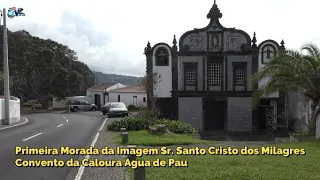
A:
[203,97,225,131]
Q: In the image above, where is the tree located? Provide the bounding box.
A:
[251,42,320,135]
[0,27,95,107]
[139,72,162,119]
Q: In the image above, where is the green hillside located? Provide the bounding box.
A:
[93,71,142,86]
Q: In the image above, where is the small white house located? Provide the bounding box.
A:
[86,83,126,108]
[109,85,147,107]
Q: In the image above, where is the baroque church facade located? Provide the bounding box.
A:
[144,2,286,132]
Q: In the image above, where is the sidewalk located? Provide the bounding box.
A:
[75,118,130,180]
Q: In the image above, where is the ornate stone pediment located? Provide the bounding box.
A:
[179,2,251,53]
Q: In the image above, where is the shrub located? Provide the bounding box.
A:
[107,117,198,134]
[127,105,138,111]
[154,119,198,134]
[135,109,157,120]
[107,117,151,131]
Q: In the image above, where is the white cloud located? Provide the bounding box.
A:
[1,0,319,77]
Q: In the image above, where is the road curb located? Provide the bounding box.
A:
[21,110,64,115]
[0,117,29,131]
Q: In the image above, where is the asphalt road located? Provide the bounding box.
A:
[0,111,104,180]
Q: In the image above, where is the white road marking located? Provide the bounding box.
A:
[0,117,29,131]
[62,117,69,122]
[22,132,43,142]
[98,118,108,131]
[74,132,100,180]
[57,124,63,128]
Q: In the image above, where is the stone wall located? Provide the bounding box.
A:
[0,96,20,124]
[178,97,203,131]
[286,92,311,131]
[227,97,252,132]
[287,92,320,138]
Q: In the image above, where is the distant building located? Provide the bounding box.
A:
[86,83,126,108]
[109,85,147,107]
[144,2,287,134]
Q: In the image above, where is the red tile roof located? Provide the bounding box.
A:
[87,83,117,92]
[109,85,146,93]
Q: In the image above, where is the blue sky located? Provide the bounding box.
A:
[1,0,319,76]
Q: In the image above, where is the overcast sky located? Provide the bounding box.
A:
[1,0,319,77]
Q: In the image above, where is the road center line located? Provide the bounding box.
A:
[98,118,108,131]
[57,124,63,128]
[22,132,43,142]
[74,132,100,180]
[62,117,69,122]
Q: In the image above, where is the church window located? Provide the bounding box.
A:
[184,63,198,88]
[155,47,169,66]
[262,45,276,64]
[232,62,247,90]
[234,68,245,85]
[266,47,271,58]
[208,63,221,85]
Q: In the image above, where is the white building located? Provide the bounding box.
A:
[109,85,147,107]
[86,83,126,108]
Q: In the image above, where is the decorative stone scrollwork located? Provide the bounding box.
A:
[189,34,204,51]
[181,45,190,52]
[228,33,242,51]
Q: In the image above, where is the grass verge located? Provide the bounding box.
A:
[126,140,320,180]
[115,130,213,146]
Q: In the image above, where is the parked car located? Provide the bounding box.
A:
[65,100,98,112]
[101,102,128,117]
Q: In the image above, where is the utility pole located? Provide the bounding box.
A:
[3,8,10,125]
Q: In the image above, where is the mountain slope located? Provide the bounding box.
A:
[93,71,142,86]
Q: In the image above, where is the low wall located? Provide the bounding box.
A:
[0,96,20,124]
[287,92,320,139]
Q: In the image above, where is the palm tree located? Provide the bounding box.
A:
[251,43,320,135]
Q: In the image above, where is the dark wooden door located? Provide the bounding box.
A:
[94,94,101,109]
[204,99,225,131]
[258,106,273,130]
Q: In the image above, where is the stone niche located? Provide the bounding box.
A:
[208,33,223,52]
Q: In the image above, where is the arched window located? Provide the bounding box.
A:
[266,47,271,58]
[155,47,169,66]
[261,45,276,64]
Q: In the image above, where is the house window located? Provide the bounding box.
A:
[143,97,146,102]
[155,47,169,66]
[117,95,120,102]
[184,62,198,90]
[208,63,221,85]
[234,68,245,85]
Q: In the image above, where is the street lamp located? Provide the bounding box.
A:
[1,7,25,125]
